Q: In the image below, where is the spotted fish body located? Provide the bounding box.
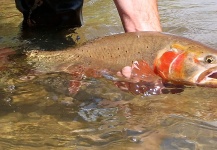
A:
[28,32,173,71]
[28,31,217,87]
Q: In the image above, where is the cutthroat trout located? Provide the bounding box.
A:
[27,31,217,87]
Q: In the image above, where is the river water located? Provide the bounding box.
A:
[1,0,217,149]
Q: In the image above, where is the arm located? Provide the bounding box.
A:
[113,0,162,32]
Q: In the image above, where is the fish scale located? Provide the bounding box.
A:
[28,32,170,71]
[27,31,217,87]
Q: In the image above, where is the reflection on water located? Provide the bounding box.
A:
[161,116,217,150]
[1,0,217,149]
[159,0,217,47]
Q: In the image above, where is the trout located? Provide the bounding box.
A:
[27,31,217,87]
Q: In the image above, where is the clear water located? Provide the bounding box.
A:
[1,0,217,149]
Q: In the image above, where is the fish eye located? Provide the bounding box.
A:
[205,55,215,64]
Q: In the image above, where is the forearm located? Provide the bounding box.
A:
[113,0,162,32]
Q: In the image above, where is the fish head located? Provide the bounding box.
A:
[154,42,217,87]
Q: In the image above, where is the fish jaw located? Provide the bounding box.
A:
[154,43,217,87]
[196,66,217,87]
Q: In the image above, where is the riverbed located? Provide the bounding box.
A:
[1,0,217,149]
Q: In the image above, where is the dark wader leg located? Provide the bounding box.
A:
[15,0,84,28]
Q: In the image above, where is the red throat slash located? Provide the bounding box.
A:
[154,51,187,81]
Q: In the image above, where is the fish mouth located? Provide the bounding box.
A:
[196,66,217,87]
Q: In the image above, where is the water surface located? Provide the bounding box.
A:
[1,0,217,149]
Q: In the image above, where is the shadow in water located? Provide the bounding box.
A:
[17,23,83,51]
